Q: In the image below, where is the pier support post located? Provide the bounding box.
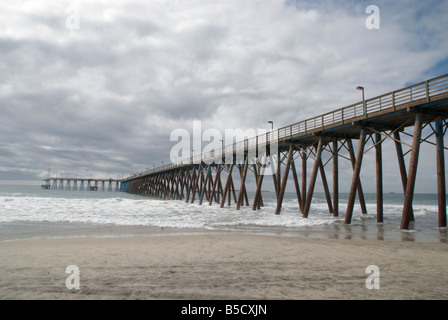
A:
[275,145,294,215]
[303,137,324,218]
[256,164,263,209]
[345,129,367,224]
[435,116,447,227]
[333,138,339,217]
[347,139,368,214]
[191,167,202,203]
[236,157,249,210]
[253,161,265,211]
[270,155,279,200]
[401,114,423,230]
[319,159,333,214]
[186,169,194,202]
[209,166,222,205]
[291,160,303,213]
[375,133,383,223]
[301,151,307,211]
[199,166,212,205]
[230,173,237,206]
[221,164,234,208]
[393,131,414,221]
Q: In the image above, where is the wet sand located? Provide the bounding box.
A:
[1,231,448,300]
[1,218,447,243]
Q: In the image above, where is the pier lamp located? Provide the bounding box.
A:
[267,121,274,141]
[356,86,366,116]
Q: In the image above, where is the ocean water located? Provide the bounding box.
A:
[0,184,447,242]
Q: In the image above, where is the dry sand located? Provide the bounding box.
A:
[1,233,447,300]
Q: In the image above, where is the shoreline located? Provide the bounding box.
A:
[1,219,447,243]
[1,232,448,300]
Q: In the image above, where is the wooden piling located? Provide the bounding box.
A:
[332,138,339,217]
[220,164,234,208]
[291,160,303,213]
[303,138,324,218]
[270,155,279,200]
[319,159,333,214]
[275,145,294,215]
[347,139,368,214]
[375,133,383,223]
[191,167,202,203]
[209,166,222,205]
[199,166,211,205]
[393,131,415,222]
[345,129,367,224]
[236,157,249,210]
[301,151,307,211]
[401,114,422,230]
[435,116,447,228]
[253,162,265,211]
[254,164,264,209]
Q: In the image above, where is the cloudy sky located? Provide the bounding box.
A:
[1,0,448,192]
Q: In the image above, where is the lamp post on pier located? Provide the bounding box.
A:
[268,121,274,141]
[356,86,366,116]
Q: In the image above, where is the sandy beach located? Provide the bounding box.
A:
[1,232,448,300]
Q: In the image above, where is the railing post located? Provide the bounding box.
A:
[392,91,396,111]
[426,80,430,103]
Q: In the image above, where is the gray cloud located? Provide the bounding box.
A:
[0,0,447,192]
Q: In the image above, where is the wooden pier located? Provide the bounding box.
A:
[42,178,121,192]
[123,74,448,230]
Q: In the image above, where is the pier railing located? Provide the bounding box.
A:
[127,73,448,180]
